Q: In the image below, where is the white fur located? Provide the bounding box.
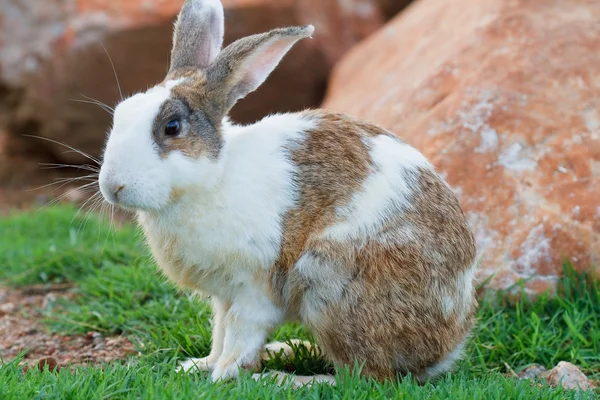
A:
[292,252,352,329]
[180,339,311,374]
[128,112,315,381]
[418,339,467,382]
[439,261,477,321]
[319,134,432,242]
[441,295,455,319]
[456,262,478,323]
[100,76,316,380]
[176,297,228,373]
[138,114,315,291]
[177,357,214,373]
[261,339,311,360]
[99,79,185,211]
[212,295,277,380]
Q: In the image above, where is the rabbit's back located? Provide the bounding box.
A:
[273,109,476,280]
[271,110,477,380]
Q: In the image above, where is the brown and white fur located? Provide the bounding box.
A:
[98,0,478,386]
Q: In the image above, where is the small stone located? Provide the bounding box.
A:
[85,331,105,346]
[540,361,594,391]
[42,293,57,308]
[517,364,546,380]
[93,342,106,351]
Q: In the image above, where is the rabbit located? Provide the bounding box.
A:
[98,0,478,385]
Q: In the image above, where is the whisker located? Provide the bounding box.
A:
[38,183,98,210]
[51,174,97,183]
[23,135,101,165]
[96,197,117,251]
[28,175,98,192]
[78,193,108,239]
[39,163,100,173]
[80,94,115,113]
[97,199,110,242]
[100,42,123,100]
[69,98,113,116]
[71,191,102,231]
[78,195,103,238]
[109,203,117,248]
[39,192,75,210]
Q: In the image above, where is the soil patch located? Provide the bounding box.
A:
[0,284,138,371]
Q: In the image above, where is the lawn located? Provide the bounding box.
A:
[0,206,598,399]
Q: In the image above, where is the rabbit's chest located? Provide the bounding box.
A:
[139,205,284,291]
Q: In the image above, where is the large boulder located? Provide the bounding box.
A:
[0,0,387,165]
[323,0,600,295]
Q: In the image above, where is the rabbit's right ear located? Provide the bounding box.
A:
[205,25,314,116]
[169,0,224,73]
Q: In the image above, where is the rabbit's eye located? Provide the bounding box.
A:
[165,119,181,136]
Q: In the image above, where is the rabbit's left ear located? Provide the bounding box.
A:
[169,0,224,73]
[206,25,314,114]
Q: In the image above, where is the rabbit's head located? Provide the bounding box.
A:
[99,0,313,211]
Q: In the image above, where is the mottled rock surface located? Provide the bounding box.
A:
[324,0,600,295]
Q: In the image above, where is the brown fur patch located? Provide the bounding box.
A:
[167,70,208,111]
[156,25,313,161]
[268,111,476,380]
[152,72,223,160]
[295,168,476,381]
[270,111,386,310]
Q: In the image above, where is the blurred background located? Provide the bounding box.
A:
[0,0,409,208]
[0,0,599,295]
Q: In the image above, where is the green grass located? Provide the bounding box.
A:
[0,206,140,285]
[1,206,598,399]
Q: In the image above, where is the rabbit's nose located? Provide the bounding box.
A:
[113,184,126,200]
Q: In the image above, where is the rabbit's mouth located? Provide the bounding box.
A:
[98,167,171,213]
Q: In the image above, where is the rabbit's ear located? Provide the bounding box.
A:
[207,25,314,114]
[169,0,224,73]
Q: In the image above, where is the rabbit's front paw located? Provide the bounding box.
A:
[177,356,218,373]
[211,360,241,382]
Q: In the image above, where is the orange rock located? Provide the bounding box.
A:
[323,0,600,295]
[296,0,384,66]
[0,0,385,165]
